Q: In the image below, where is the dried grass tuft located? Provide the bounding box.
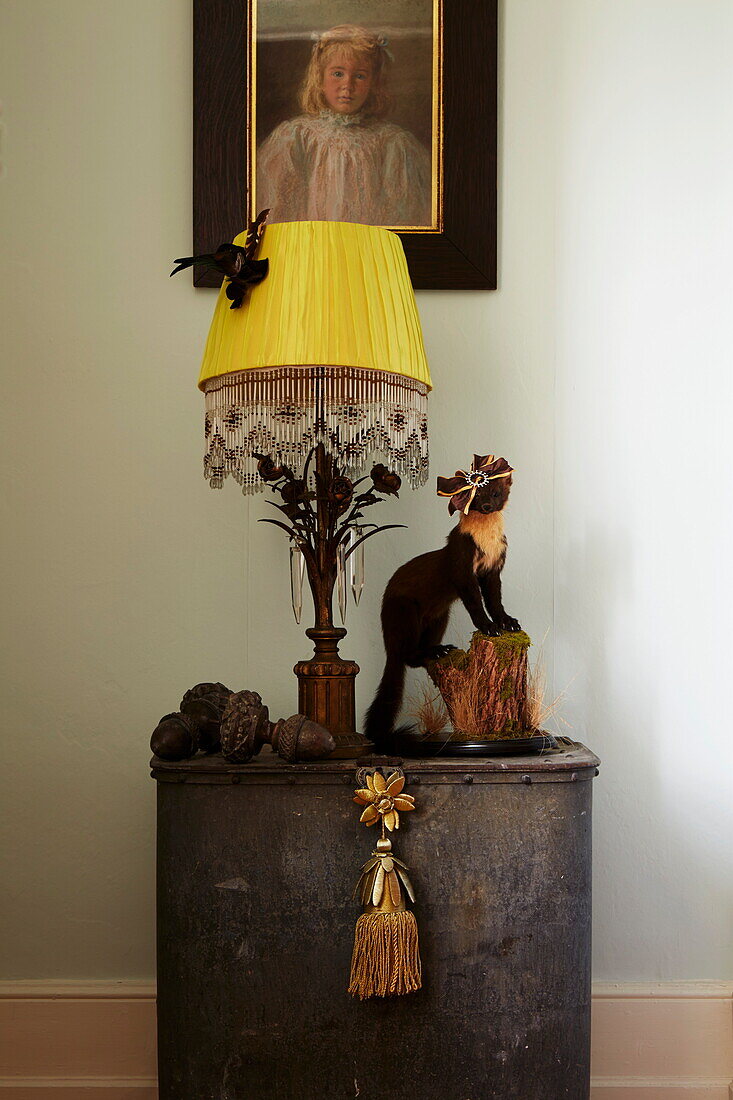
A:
[406,682,450,739]
[526,636,571,733]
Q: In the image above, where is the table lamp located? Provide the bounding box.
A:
[196,220,431,755]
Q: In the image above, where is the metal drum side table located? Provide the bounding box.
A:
[153,743,599,1100]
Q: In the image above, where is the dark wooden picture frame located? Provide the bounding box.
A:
[193,0,497,290]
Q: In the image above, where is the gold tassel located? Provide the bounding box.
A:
[348,910,422,999]
[348,769,422,999]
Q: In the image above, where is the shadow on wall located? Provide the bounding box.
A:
[555,522,733,981]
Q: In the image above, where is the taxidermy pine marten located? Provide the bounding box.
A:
[364,454,521,752]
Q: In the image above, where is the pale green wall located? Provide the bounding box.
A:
[0,0,555,978]
[553,1,733,979]
[4,0,731,984]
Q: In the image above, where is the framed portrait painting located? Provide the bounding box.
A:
[194,0,497,289]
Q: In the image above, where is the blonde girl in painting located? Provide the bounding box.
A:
[256,24,432,227]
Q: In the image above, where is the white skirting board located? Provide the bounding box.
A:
[0,981,731,1097]
[590,983,733,1098]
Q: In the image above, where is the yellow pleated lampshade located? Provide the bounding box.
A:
[199,221,432,493]
[198,221,431,389]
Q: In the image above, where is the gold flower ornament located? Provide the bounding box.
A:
[353,770,415,832]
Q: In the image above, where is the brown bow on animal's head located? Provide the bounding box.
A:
[436,454,514,515]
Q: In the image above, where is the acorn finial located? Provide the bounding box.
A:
[150,712,201,760]
[271,714,336,762]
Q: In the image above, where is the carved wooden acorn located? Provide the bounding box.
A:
[179,681,233,752]
[271,714,336,763]
[220,691,335,763]
[219,692,268,763]
[151,682,233,761]
[150,712,202,761]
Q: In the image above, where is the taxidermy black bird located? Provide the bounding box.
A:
[170,208,270,308]
[365,454,522,753]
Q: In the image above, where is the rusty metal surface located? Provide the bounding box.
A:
[154,745,598,1099]
[151,741,599,783]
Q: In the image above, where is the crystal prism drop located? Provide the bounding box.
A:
[290,542,305,624]
[350,525,365,605]
[337,540,348,625]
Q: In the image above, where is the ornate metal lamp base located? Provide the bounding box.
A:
[295,627,373,758]
[253,443,401,760]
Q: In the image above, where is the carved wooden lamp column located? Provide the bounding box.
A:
[196,221,431,756]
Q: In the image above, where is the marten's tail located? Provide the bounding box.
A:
[364,653,405,751]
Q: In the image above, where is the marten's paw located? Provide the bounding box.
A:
[422,644,457,662]
[497,615,522,633]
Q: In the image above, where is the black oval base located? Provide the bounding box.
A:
[394,732,557,757]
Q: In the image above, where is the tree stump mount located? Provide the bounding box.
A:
[427,630,534,741]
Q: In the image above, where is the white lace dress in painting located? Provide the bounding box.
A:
[256,111,432,228]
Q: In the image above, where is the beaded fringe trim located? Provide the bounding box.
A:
[203,366,429,492]
[348,910,422,999]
